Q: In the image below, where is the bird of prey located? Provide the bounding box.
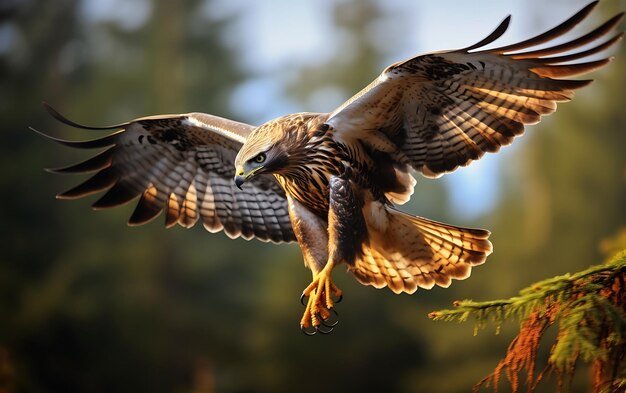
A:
[32,2,622,335]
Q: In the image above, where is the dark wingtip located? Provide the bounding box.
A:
[578,1,600,16]
[461,15,512,52]
[42,101,59,119]
[41,102,129,130]
[128,193,164,227]
[44,148,113,175]
[28,125,121,149]
[485,1,601,55]
[91,183,141,210]
[55,168,117,200]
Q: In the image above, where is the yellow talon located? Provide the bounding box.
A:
[300,264,342,332]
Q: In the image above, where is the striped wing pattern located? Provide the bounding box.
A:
[352,208,493,294]
[34,106,295,243]
[328,1,623,178]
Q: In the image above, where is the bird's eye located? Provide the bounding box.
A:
[254,153,266,163]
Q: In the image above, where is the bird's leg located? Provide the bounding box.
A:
[286,196,335,333]
[300,168,366,333]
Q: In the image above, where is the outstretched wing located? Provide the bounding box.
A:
[327,2,623,178]
[32,104,296,243]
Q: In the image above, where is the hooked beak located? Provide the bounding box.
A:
[235,175,245,190]
[234,166,246,190]
[234,165,264,190]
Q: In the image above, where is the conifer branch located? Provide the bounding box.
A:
[429,251,626,392]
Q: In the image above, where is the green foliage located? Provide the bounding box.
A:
[430,251,626,392]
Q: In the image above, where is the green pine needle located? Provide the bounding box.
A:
[429,251,626,393]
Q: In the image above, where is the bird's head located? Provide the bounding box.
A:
[233,122,289,189]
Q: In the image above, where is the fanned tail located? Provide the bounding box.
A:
[350,204,492,294]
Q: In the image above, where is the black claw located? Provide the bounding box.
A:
[316,324,334,334]
[301,324,316,336]
[300,293,307,306]
[319,311,339,328]
[335,294,343,304]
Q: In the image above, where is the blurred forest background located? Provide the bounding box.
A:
[1,0,625,392]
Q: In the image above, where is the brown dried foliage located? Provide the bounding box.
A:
[473,265,625,393]
[473,304,557,393]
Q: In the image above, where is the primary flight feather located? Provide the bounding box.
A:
[32,2,623,334]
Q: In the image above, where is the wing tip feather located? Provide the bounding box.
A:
[29,125,121,149]
[460,15,512,52]
[42,102,129,131]
[480,1,602,55]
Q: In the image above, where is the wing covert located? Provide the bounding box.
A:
[33,104,296,243]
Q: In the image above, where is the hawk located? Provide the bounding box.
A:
[32,2,622,334]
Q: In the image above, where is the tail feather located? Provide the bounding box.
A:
[351,204,492,294]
